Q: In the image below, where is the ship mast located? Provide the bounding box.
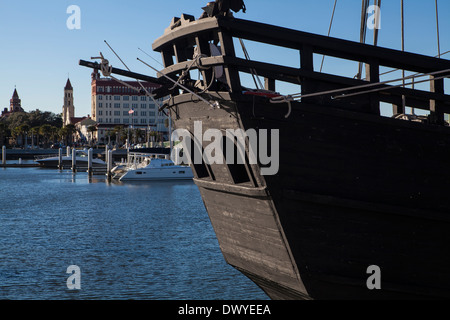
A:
[356,0,381,80]
[355,0,370,80]
[435,0,441,58]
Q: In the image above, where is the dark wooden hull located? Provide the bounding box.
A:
[169,92,450,300]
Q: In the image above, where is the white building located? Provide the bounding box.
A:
[74,117,97,143]
[90,69,169,144]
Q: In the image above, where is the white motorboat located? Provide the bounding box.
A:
[117,154,193,181]
[35,150,106,168]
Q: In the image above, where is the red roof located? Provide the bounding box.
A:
[70,117,86,124]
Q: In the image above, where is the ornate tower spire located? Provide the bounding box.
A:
[10,88,23,112]
[65,78,73,90]
[62,78,75,126]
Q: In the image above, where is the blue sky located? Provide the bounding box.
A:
[0,0,449,117]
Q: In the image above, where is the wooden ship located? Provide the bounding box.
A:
[80,1,450,299]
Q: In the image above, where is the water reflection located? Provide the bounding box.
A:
[0,166,268,300]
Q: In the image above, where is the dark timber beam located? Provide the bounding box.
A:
[365,59,381,115]
[265,78,275,92]
[300,45,315,103]
[430,77,445,124]
[217,17,450,74]
[217,30,241,93]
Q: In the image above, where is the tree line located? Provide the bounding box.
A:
[1,110,170,148]
[0,110,76,148]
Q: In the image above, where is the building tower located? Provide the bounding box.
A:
[10,88,24,113]
[62,78,74,126]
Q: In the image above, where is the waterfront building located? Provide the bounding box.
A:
[74,116,97,143]
[90,69,168,144]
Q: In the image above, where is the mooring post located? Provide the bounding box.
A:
[72,148,77,173]
[2,146,6,164]
[87,148,93,176]
[58,148,63,170]
[107,149,113,182]
[105,145,109,164]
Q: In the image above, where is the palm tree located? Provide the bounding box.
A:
[12,124,30,148]
[30,126,40,148]
[113,125,125,146]
[132,128,146,145]
[39,124,53,148]
[18,124,30,148]
[58,127,69,145]
[49,126,59,145]
[64,124,76,146]
[0,122,8,146]
[59,124,76,146]
[149,130,158,147]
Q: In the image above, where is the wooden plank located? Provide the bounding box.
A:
[161,49,174,68]
[217,17,450,74]
[265,78,275,92]
[173,41,188,63]
[365,59,381,115]
[156,55,450,106]
[156,54,450,113]
[391,96,405,115]
[195,35,214,91]
[430,77,445,124]
[152,17,220,51]
[217,30,241,93]
[300,45,315,103]
[221,56,450,108]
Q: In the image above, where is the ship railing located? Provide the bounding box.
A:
[152,15,450,124]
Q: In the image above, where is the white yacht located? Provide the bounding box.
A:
[118,157,193,181]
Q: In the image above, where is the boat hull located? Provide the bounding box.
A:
[36,157,106,168]
[169,92,450,300]
[119,167,194,181]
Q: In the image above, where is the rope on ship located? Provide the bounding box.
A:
[92,42,166,115]
[320,0,338,73]
[269,68,450,103]
[435,0,441,58]
[239,38,264,90]
[137,58,221,110]
[167,47,211,92]
[269,0,449,116]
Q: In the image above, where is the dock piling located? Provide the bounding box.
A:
[58,148,63,170]
[106,149,113,182]
[2,146,5,164]
[87,148,93,176]
[72,148,77,173]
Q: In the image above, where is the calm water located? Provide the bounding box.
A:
[0,163,268,300]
